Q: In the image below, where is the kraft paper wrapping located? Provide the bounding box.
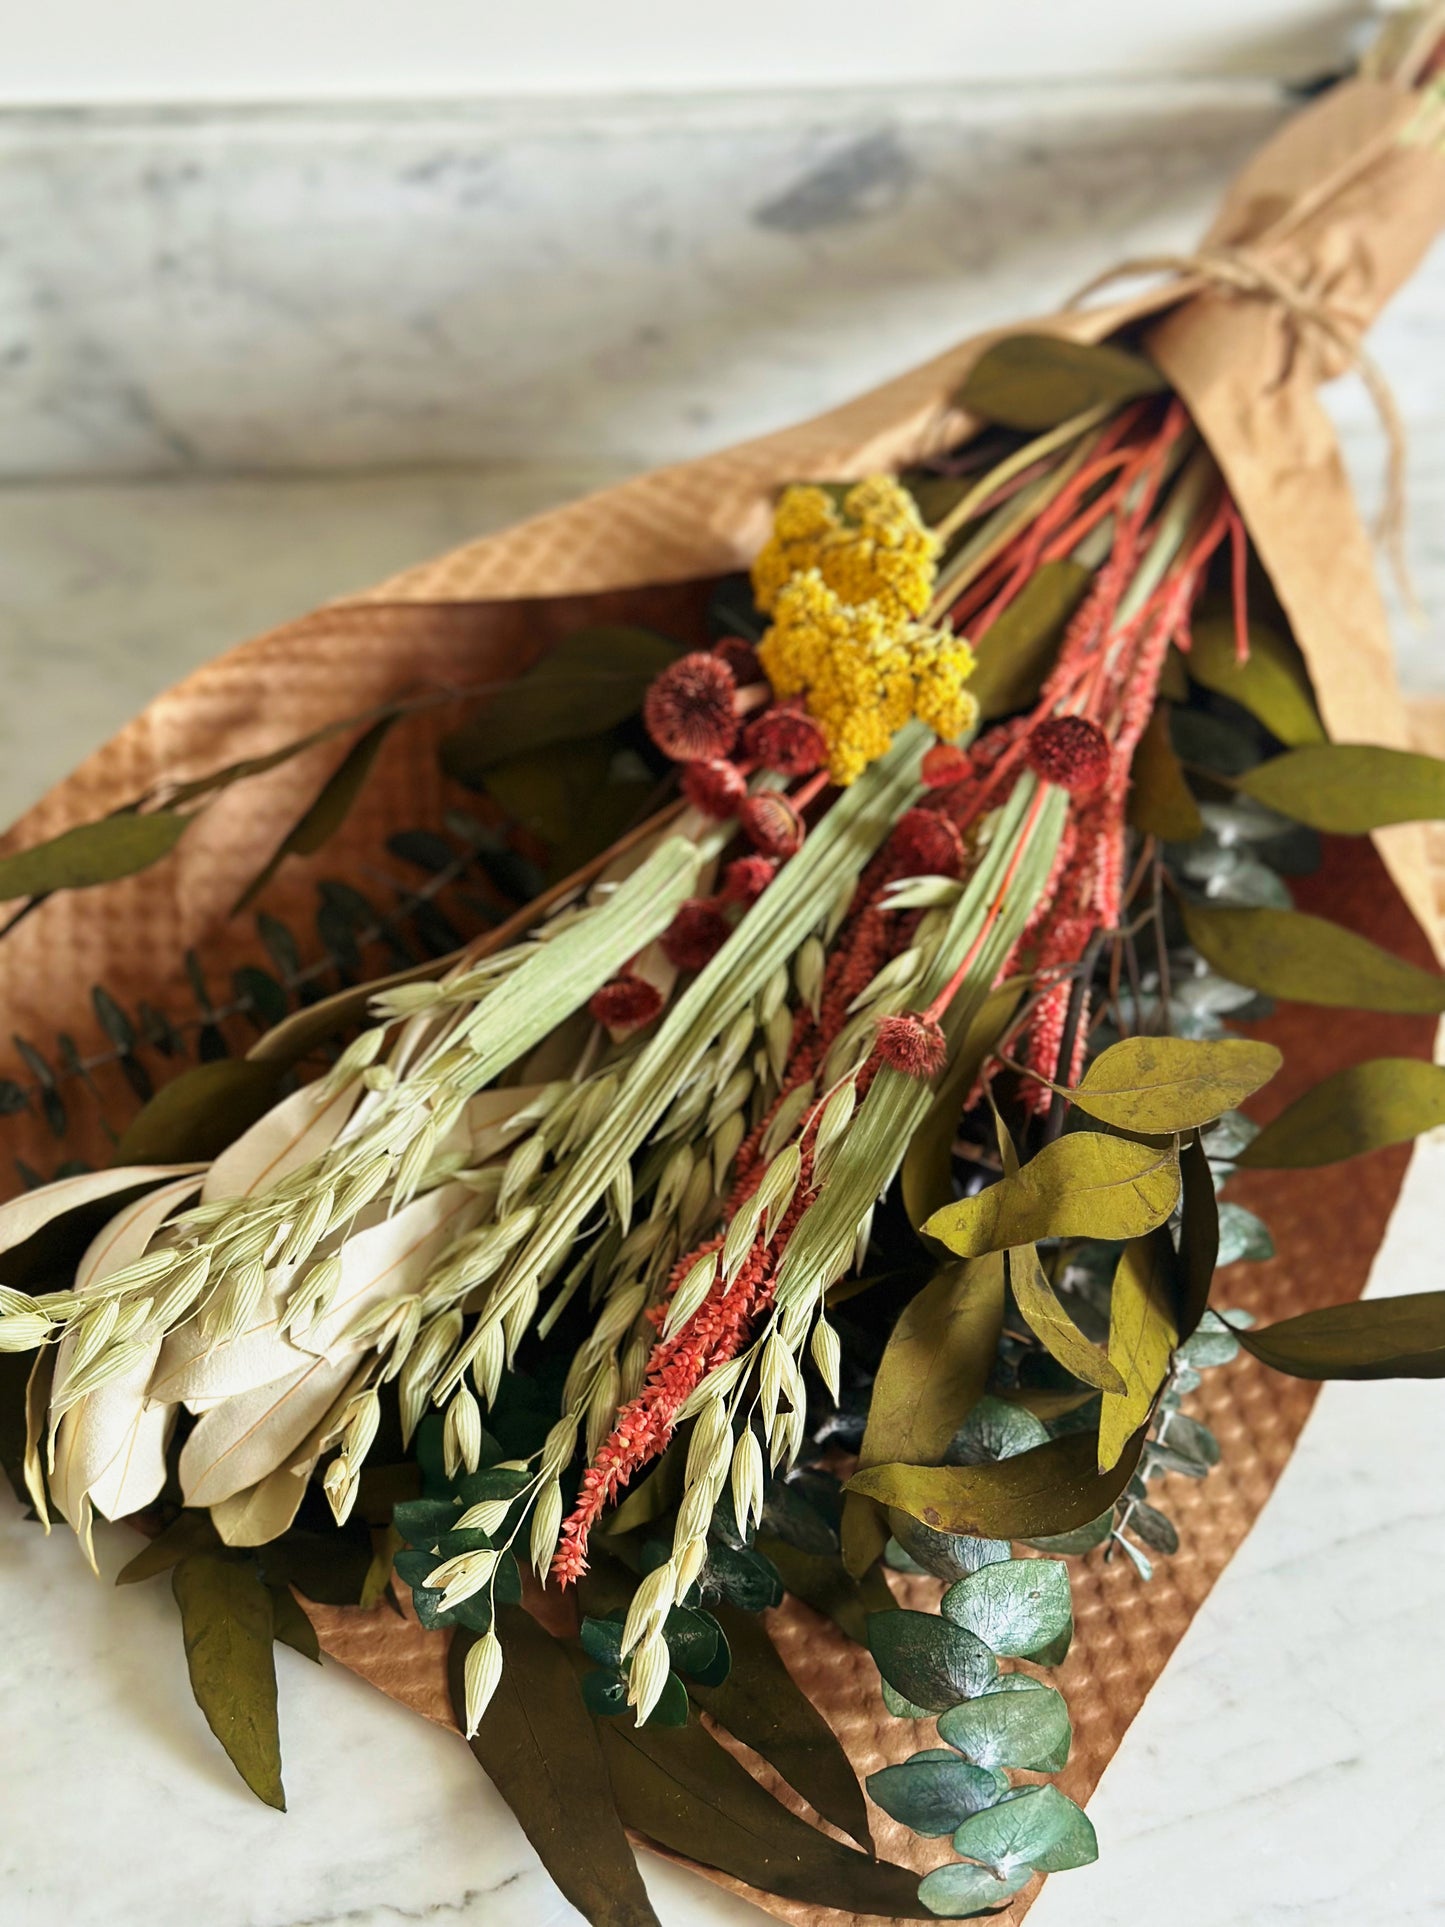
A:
[4,69,1445,1927]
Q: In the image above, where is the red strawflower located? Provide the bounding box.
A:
[680,757,747,819]
[1025,715,1111,795]
[644,652,739,762]
[889,807,966,879]
[661,898,732,970]
[588,973,664,1031]
[713,637,764,685]
[921,743,973,788]
[740,792,805,859]
[742,706,827,778]
[721,855,777,904]
[875,1013,948,1079]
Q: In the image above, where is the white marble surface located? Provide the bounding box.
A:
[2,73,1445,1927]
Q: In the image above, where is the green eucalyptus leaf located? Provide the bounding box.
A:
[113,1059,290,1166]
[1216,1201,1275,1265]
[1067,1035,1281,1134]
[0,811,192,902]
[1007,1245,1124,1394]
[926,1135,1180,1257]
[1234,1293,1445,1380]
[649,1670,692,1728]
[1237,1059,1445,1169]
[582,1613,627,1669]
[937,1678,1072,1772]
[1185,617,1324,748]
[917,1859,1031,1916]
[704,1540,784,1613]
[661,1605,720,1678]
[1237,742,1445,831]
[882,1679,935,1720]
[1127,1500,1180,1555]
[171,1554,285,1811]
[957,334,1162,431]
[1129,702,1204,842]
[947,1396,1047,1465]
[1099,1230,1180,1474]
[968,562,1092,721]
[582,1665,632,1717]
[887,1516,1012,1585]
[951,1782,1098,1876]
[1181,903,1445,1014]
[866,1753,1008,1836]
[1024,1509,1113,1555]
[849,1425,1146,1543]
[940,1558,1071,1659]
[868,1610,998,1712]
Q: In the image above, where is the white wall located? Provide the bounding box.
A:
[1,0,1367,105]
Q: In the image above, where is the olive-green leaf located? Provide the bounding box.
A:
[902,984,1023,1233]
[755,1532,894,1647]
[1185,617,1324,748]
[1234,1293,1445,1380]
[940,1558,1072,1660]
[233,716,396,913]
[269,1585,321,1664]
[116,1508,220,1584]
[1129,701,1204,842]
[441,625,680,780]
[1181,902,1445,1014]
[0,811,191,902]
[171,1553,285,1811]
[1237,1059,1445,1169]
[1007,1245,1124,1394]
[1237,743,1445,832]
[1068,1035,1282,1133]
[592,1668,932,1918]
[842,1255,1006,1577]
[925,1134,1179,1257]
[1099,1230,1179,1474]
[936,1677,1071,1773]
[453,1607,660,1927]
[956,334,1163,431]
[967,561,1092,721]
[113,1059,291,1166]
[847,1424,1147,1541]
[689,1603,873,1850]
[1177,1132,1219,1338]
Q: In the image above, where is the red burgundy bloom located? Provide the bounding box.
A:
[644,652,739,762]
[740,792,805,859]
[1025,716,1111,795]
[721,855,777,904]
[680,757,748,819]
[661,898,733,970]
[889,807,966,879]
[588,973,664,1031]
[741,705,828,778]
[874,1013,948,1079]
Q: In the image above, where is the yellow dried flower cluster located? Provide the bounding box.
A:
[752,477,978,785]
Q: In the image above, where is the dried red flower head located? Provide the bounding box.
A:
[713,636,764,685]
[644,652,739,762]
[1026,716,1111,795]
[741,705,828,778]
[889,807,966,879]
[721,854,777,905]
[740,792,805,860]
[875,1013,948,1080]
[680,757,748,819]
[661,898,733,971]
[920,742,973,788]
[588,972,664,1032]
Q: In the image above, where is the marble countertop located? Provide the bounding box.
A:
[2,75,1444,1927]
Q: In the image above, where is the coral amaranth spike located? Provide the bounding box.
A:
[1025,715,1111,795]
[875,1013,948,1080]
[644,652,738,762]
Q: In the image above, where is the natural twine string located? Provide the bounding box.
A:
[1067,246,1417,612]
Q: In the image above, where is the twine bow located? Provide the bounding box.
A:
[1068,246,1416,611]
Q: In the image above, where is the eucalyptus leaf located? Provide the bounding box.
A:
[1215,1202,1275,1265]
[1067,1036,1281,1134]
[917,1860,1030,1917]
[926,1135,1180,1257]
[1099,1231,1180,1474]
[866,1753,1007,1836]
[940,1558,1071,1660]
[946,1396,1047,1465]
[951,1782,1098,1876]
[1025,1509,1113,1555]
[1181,903,1445,1014]
[171,1554,285,1811]
[887,1516,1012,1585]
[1237,1059,1445,1169]
[1237,743,1445,832]
[1235,1293,1445,1380]
[1007,1245,1125,1394]
[1127,1500,1180,1555]
[957,334,1163,430]
[868,1609,998,1711]
[0,811,192,902]
[1185,617,1324,748]
[937,1678,1072,1773]
[968,562,1092,721]
[1129,702,1204,842]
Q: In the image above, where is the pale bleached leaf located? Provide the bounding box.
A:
[211,1365,369,1547]
[179,1349,359,1509]
[52,1327,173,1526]
[150,1275,311,1407]
[0,1163,203,1260]
[73,1174,202,1297]
[304,1182,488,1361]
[203,1077,361,1203]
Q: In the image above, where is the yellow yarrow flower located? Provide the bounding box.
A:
[753,479,977,784]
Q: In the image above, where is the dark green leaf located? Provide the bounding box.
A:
[938,1675,1072,1772]
[661,1605,719,1678]
[704,1540,784,1612]
[1177,1132,1219,1339]
[968,562,1092,721]
[233,716,397,913]
[956,334,1163,431]
[887,1516,1012,1584]
[1237,743,1445,832]
[91,986,138,1052]
[940,1558,1071,1659]
[926,1135,1179,1256]
[1234,1293,1445,1380]
[1024,1510,1113,1555]
[269,1585,321,1663]
[756,1532,894,1645]
[1068,1036,1281,1134]
[171,1554,285,1811]
[0,811,192,901]
[1127,1500,1180,1555]
[113,1059,290,1165]
[232,965,290,1028]
[453,1607,660,1927]
[866,1752,1007,1836]
[951,1782,1097,1876]
[1237,1059,1445,1169]
[1181,903,1445,1014]
[1099,1230,1180,1474]
[868,1610,998,1711]
[581,1613,627,1668]
[848,1423,1147,1541]
[1129,702,1204,842]
[1185,617,1324,748]
[582,1665,631,1717]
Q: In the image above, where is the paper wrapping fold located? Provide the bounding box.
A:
[4,67,1445,1927]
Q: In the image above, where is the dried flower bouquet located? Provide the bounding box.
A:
[4,15,1445,1925]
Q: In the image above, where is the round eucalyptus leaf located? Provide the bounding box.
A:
[882,1678,935,1721]
[940,1559,1072,1659]
[1216,1202,1275,1266]
[946,1397,1048,1466]
[952,1783,1098,1876]
[580,1613,626,1669]
[937,1679,1071,1772]
[888,1512,1012,1583]
[917,1859,1030,1917]
[662,1605,721,1677]
[866,1754,1008,1836]
[869,1609,999,1711]
[581,1665,630,1717]
[1025,1509,1112,1555]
